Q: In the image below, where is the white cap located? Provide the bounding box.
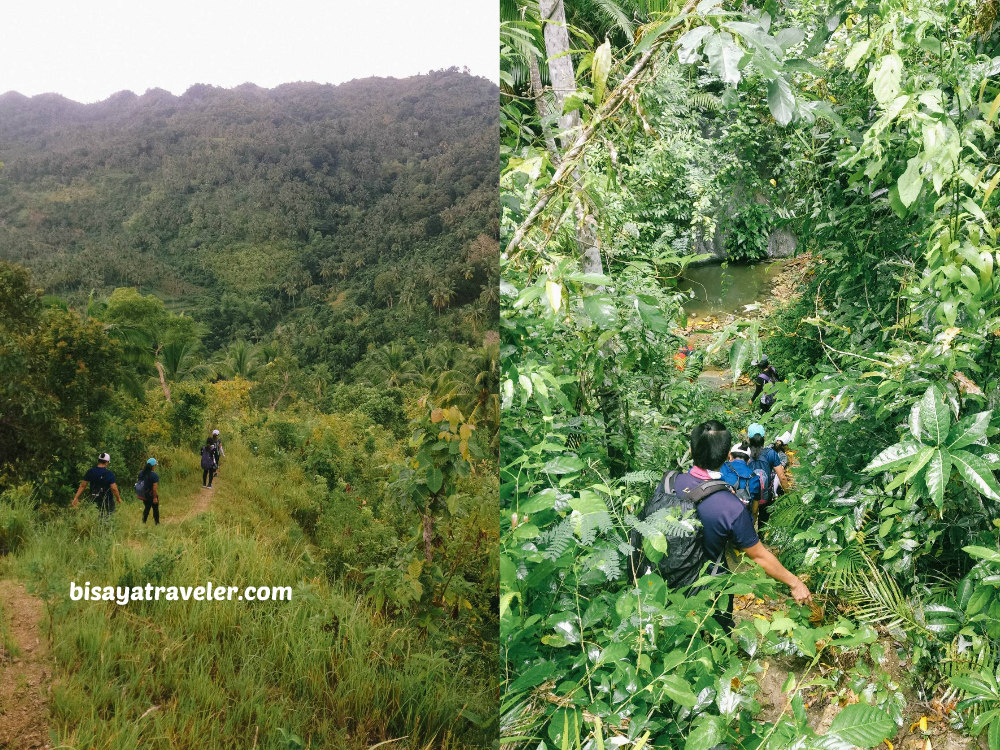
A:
[212,430,220,436]
[776,432,793,445]
[731,445,751,459]
[98,452,111,462]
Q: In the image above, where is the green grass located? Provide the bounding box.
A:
[3,443,492,749]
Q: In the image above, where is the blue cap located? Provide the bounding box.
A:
[748,423,765,439]
[146,457,157,466]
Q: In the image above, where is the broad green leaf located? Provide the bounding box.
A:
[924,448,951,510]
[963,545,1000,564]
[827,703,896,747]
[775,27,805,51]
[871,53,903,104]
[426,467,443,493]
[508,661,557,693]
[563,271,613,285]
[885,446,934,492]
[545,280,563,313]
[952,450,1000,501]
[844,39,870,71]
[596,641,629,666]
[898,156,924,207]
[948,410,992,450]
[570,489,608,516]
[685,714,726,750]
[636,297,670,333]
[863,440,922,473]
[909,400,923,440]
[543,456,584,475]
[520,488,559,513]
[704,32,743,86]
[725,22,782,57]
[677,25,714,65]
[592,41,612,106]
[660,674,699,707]
[767,76,796,126]
[583,293,618,329]
[919,386,951,445]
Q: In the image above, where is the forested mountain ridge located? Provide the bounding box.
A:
[0,69,498,748]
[0,70,498,352]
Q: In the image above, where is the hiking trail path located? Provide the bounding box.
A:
[0,467,226,748]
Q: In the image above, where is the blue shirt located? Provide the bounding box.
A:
[84,466,116,493]
[674,471,759,571]
[138,471,159,499]
[84,466,117,511]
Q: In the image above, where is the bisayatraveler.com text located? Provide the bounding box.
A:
[70,581,292,605]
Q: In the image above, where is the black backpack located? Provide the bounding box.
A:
[628,472,732,589]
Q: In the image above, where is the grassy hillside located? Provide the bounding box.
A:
[3,440,494,749]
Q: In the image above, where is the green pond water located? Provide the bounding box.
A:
[679,261,785,319]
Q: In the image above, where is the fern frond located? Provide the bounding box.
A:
[619,469,660,485]
[689,92,723,111]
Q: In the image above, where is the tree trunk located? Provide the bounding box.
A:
[155,361,171,402]
[528,52,561,164]
[422,506,434,562]
[538,0,581,149]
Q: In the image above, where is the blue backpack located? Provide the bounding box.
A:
[721,460,765,504]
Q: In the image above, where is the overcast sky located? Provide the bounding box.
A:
[1,0,498,104]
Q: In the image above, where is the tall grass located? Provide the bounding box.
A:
[6,443,493,749]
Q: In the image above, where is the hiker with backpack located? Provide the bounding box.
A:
[630,420,811,633]
[749,355,782,413]
[71,452,122,517]
[773,431,793,468]
[721,444,767,523]
[210,429,224,477]
[201,436,218,489]
[747,424,790,527]
[135,458,160,525]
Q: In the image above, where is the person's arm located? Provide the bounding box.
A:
[72,480,88,507]
[152,482,159,504]
[749,378,763,404]
[111,482,122,504]
[743,542,811,603]
[775,464,791,490]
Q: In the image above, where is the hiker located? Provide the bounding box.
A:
[673,344,694,372]
[631,420,811,633]
[201,436,218,489]
[747,424,791,526]
[721,444,767,522]
[71,452,122,516]
[749,355,782,413]
[136,458,160,525]
[211,429,225,475]
[773,431,793,468]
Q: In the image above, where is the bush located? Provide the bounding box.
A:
[0,486,34,555]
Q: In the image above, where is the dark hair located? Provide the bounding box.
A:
[206,436,216,446]
[691,420,732,471]
[749,434,765,459]
[139,463,153,479]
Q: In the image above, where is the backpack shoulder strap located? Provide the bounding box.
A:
[679,479,732,505]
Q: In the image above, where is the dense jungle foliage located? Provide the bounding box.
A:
[0,72,498,749]
[501,0,1000,748]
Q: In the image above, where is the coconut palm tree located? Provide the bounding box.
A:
[153,340,212,400]
[429,281,456,314]
[367,342,418,388]
[215,340,261,380]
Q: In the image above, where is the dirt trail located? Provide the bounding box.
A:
[162,486,217,525]
[0,580,51,750]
